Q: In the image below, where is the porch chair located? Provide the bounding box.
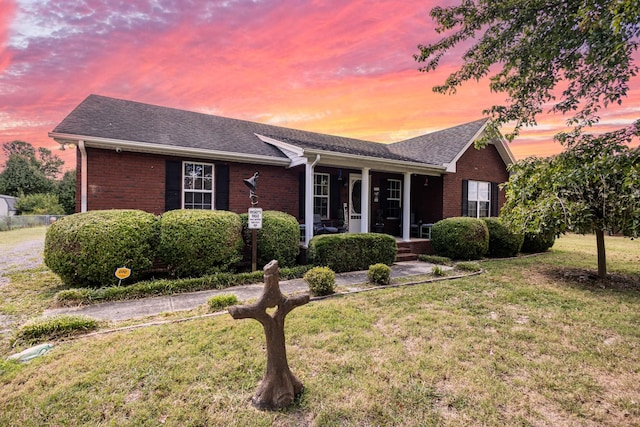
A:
[313,214,339,235]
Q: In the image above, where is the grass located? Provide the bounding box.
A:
[0,231,639,425]
[0,226,47,247]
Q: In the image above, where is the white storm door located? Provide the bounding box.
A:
[349,174,362,233]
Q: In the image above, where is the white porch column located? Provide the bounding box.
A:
[402,172,411,242]
[304,156,319,247]
[361,167,370,233]
[79,140,88,213]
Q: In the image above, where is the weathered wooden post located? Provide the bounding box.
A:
[228,259,310,410]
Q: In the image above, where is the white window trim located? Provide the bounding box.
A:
[467,180,491,218]
[387,178,402,219]
[313,173,330,220]
[182,161,215,210]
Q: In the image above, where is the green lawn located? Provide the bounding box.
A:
[0,233,639,426]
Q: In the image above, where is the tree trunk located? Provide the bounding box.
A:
[227,260,309,410]
[595,228,607,279]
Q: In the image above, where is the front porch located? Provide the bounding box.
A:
[299,164,443,248]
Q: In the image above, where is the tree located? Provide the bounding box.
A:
[0,141,64,196]
[56,170,76,214]
[415,0,640,141]
[500,124,640,278]
[0,155,53,196]
[15,193,65,215]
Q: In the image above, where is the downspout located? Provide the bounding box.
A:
[304,154,321,247]
[79,140,88,213]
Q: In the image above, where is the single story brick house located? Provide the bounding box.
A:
[49,94,515,246]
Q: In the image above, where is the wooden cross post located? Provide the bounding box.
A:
[228,259,310,410]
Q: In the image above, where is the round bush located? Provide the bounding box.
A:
[44,210,159,287]
[307,233,397,273]
[430,217,489,260]
[483,218,524,258]
[304,266,335,296]
[368,263,391,286]
[521,231,556,253]
[157,209,243,277]
[240,210,300,268]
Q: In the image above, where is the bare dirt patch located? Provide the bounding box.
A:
[541,266,640,292]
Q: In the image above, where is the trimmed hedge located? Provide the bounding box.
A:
[521,231,556,253]
[240,210,300,268]
[482,218,524,258]
[44,210,159,287]
[157,209,243,277]
[430,217,489,260]
[307,233,397,273]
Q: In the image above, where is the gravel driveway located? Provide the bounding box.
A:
[0,232,46,332]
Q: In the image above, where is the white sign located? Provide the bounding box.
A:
[248,208,263,229]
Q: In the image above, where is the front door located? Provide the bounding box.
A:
[349,174,362,233]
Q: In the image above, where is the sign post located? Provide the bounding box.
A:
[248,207,263,272]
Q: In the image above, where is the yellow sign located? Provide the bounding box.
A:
[115,267,131,280]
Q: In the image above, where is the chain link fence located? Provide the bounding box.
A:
[0,215,66,232]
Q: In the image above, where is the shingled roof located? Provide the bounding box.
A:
[388,118,489,166]
[51,95,509,168]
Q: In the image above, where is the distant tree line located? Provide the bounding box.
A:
[0,140,75,215]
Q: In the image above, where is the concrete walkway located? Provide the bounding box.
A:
[43,261,441,322]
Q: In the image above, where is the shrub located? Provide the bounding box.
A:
[44,210,159,287]
[304,266,335,296]
[430,217,489,260]
[157,209,243,277]
[482,218,524,258]
[240,210,300,268]
[14,315,98,344]
[368,263,391,286]
[307,233,397,273]
[521,231,556,253]
[208,294,239,312]
[15,193,65,215]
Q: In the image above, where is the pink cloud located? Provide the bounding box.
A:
[0,0,638,171]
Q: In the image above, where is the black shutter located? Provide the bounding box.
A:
[491,182,499,217]
[165,160,182,212]
[461,179,469,217]
[330,173,340,220]
[298,172,306,221]
[215,164,229,211]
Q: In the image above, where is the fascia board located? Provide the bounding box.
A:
[49,132,291,167]
[443,121,517,173]
[303,149,446,175]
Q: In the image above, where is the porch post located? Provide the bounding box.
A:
[304,161,315,247]
[402,172,411,242]
[361,167,370,233]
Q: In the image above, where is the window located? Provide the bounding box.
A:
[183,161,214,209]
[313,173,330,219]
[466,180,490,218]
[387,179,402,219]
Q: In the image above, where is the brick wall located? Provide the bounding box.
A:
[229,163,300,217]
[442,143,509,218]
[84,148,166,214]
[79,148,300,217]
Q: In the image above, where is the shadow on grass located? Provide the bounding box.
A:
[541,266,640,294]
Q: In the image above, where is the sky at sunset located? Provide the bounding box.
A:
[1,0,639,173]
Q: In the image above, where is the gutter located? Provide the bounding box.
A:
[49,132,291,167]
